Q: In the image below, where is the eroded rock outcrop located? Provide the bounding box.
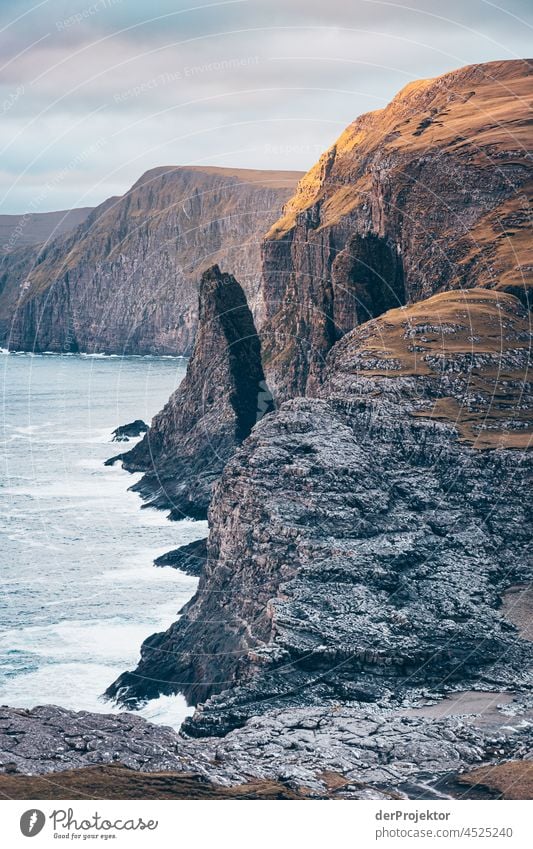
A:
[154,538,207,577]
[106,265,274,521]
[111,420,148,442]
[109,289,532,733]
[1,166,301,354]
[260,59,533,398]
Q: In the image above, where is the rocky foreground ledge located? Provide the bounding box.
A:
[1,697,532,799]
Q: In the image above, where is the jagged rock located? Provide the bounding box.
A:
[110,289,532,733]
[0,167,301,354]
[111,420,148,442]
[106,264,274,522]
[1,702,532,800]
[0,705,184,775]
[154,538,207,577]
[259,59,533,398]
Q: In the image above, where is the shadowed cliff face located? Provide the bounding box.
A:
[0,166,301,355]
[260,59,533,398]
[105,265,274,527]
[332,233,406,329]
[108,289,532,732]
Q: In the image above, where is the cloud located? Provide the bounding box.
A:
[0,0,531,211]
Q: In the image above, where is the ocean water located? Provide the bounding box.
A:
[0,352,206,728]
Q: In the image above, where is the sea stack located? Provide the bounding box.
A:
[109,264,274,521]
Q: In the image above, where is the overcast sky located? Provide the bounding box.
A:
[1,0,531,213]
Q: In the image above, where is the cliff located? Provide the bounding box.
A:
[108,289,532,731]
[1,166,301,354]
[259,59,533,397]
[0,208,93,345]
[0,207,93,254]
[106,265,274,521]
[3,59,533,800]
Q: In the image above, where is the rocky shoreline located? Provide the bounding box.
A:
[107,290,533,730]
[1,697,532,799]
[1,59,532,800]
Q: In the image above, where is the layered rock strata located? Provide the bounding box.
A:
[259,59,533,397]
[1,167,301,354]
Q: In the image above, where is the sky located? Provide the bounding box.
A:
[0,0,531,213]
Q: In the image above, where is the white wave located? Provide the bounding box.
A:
[11,425,40,435]
[0,607,180,666]
[0,611,196,729]
[2,352,193,728]
[0,662,129,716]
[137,694,194,728]
[0,662,193,727]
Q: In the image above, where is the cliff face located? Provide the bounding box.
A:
[260,59,533,398]
[108,289,532,730]
[106,265,274,522]
[1,167,301,354]
[0,208,93,254]
[0,208,93,346]
[0,246,38,346]
[101,60,532,743]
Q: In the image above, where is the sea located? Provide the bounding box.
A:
[0,351,206,729]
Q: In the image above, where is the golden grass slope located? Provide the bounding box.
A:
[326,288,532,449]
[270,59,533,236]
[268,59,533,301]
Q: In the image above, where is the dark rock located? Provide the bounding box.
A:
[111,420,148,442]
[0,705,184,775]
[1,702,532,800]
[109,264,274,519]
[104,453,123,467]
[154,538,207,577]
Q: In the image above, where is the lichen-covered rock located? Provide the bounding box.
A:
[111,289,532,734]
[1,701,532,799]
